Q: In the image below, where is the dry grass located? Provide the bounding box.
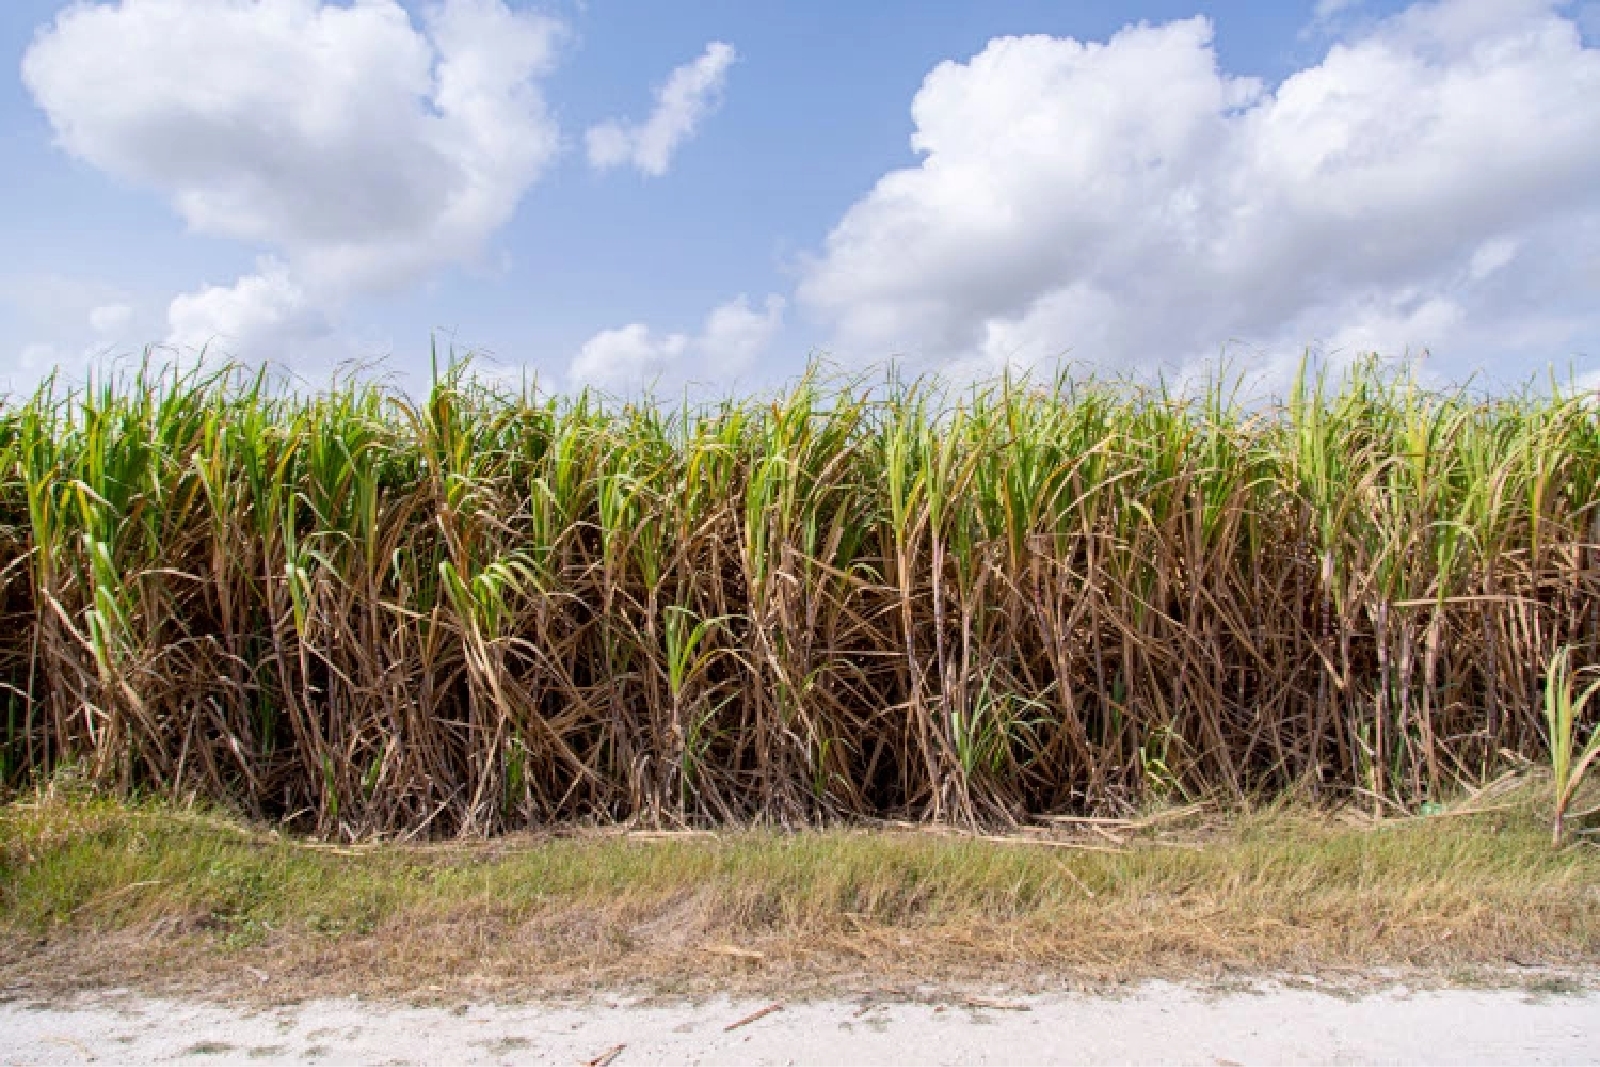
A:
[3,784,1597,1001]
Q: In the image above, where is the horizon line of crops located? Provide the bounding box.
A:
[0,355,1597,838]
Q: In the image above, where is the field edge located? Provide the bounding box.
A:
[3,785,1598,1001]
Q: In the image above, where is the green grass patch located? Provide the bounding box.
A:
[3,787,1598,998]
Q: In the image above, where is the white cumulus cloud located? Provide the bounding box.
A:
[165,259,331,363]
[23,0,562,365]
[569,293,784,391]
[570,324,689,391]
[587,42,736,177]
[798,1,1600,385]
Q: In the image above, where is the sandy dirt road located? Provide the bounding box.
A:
[3,980,1596,1065]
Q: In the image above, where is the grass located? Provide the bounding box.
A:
[3,784,1597,999]
[1546,647,1600,844]
[2,355,1599,838]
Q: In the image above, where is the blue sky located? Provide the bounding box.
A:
[4,0,1599,396]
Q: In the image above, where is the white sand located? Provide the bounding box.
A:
[3,980,1596,1065]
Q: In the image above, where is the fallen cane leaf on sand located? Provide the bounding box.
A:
[724,1003,783,1031]
[960,996,1030,1011]
[583,1042,625,1067]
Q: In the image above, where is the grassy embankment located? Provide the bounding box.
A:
[2,778,1596,997]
